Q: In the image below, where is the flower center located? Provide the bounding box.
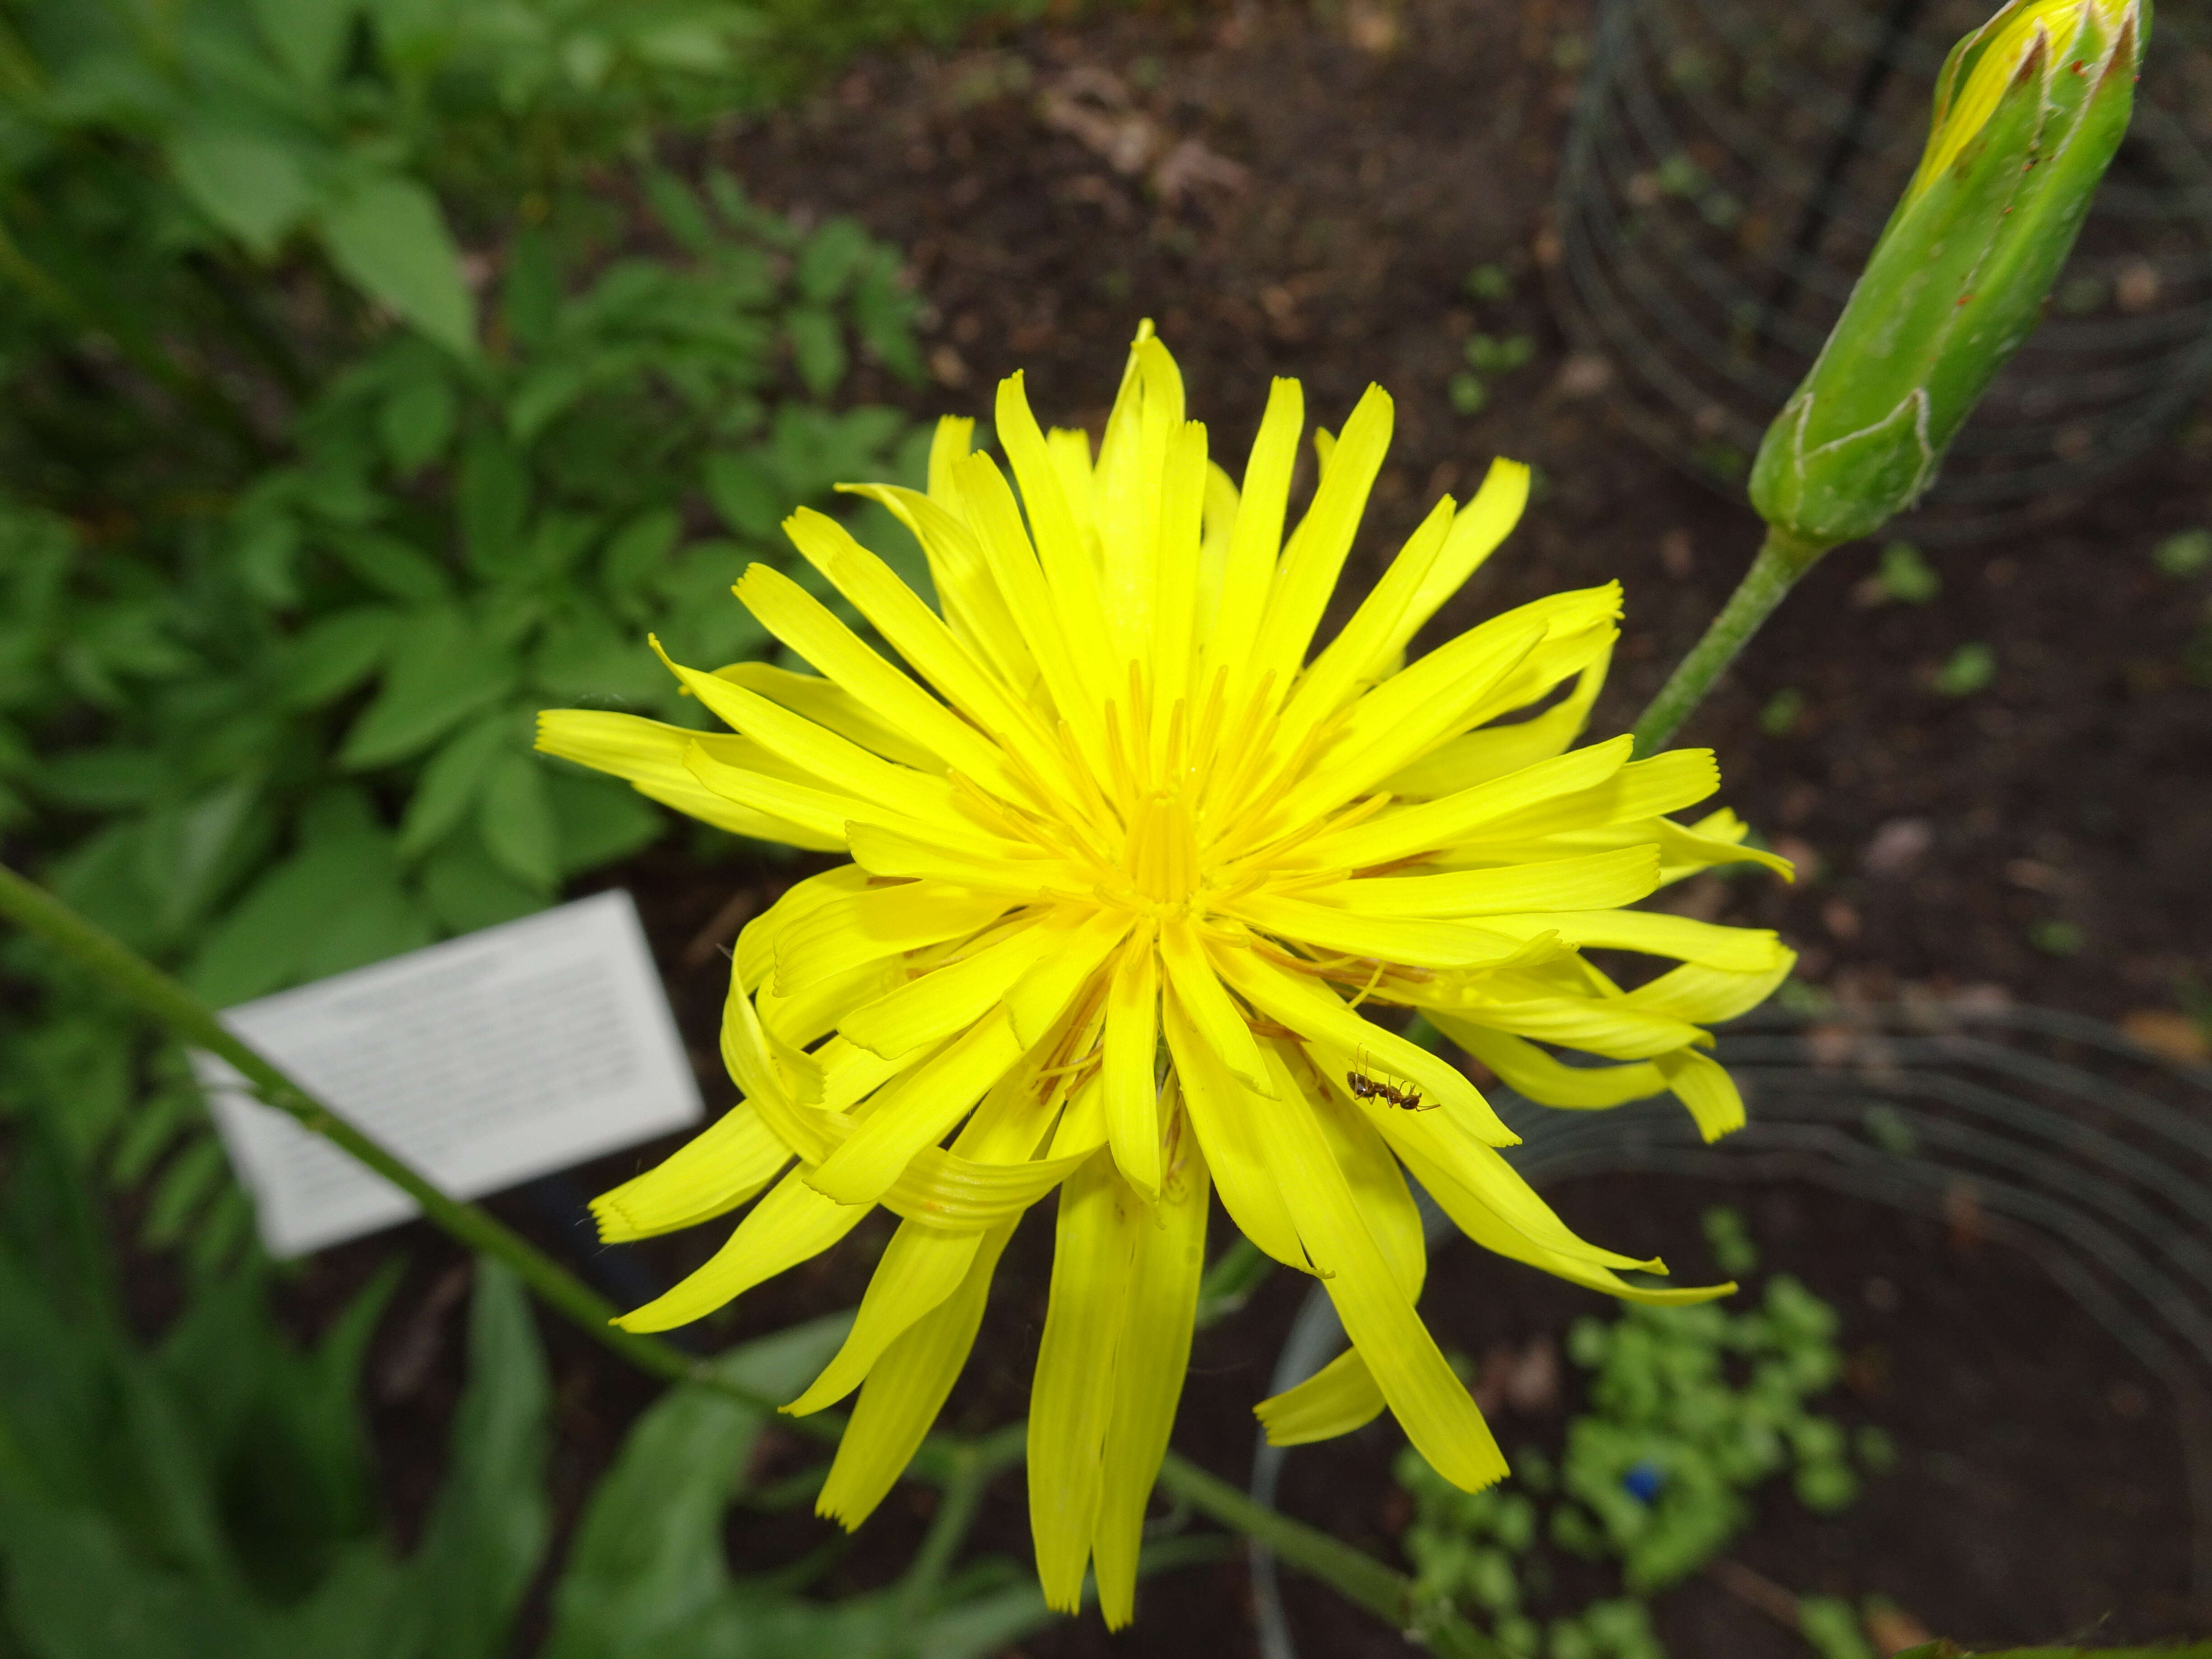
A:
[1121,785,1202,908]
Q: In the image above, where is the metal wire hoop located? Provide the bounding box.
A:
[1247,1003,2212,1656]
[1549,0,2212,544]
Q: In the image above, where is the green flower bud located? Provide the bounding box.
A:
[1750,0,2147,547]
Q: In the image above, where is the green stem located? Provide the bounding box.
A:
[1154,1453,1509,1659]
[0,860,754,1413]
[896,1442,994,1620]
[0,860,1490,1648]
[1629,522,1835,758]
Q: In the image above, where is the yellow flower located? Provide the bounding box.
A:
[538,328,1793,1627]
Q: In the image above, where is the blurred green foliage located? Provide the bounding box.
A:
[1395,1209,1887,1659]
[0,0,998,1262]
[0,1110,1071,1659]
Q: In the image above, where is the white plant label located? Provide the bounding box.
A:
[194,889,703,1258]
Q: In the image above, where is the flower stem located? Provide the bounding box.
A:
[0,859,1498,1651]
[1629,522,1835,758]
[0,860,734,1407]
[1154,1453,1512,1659]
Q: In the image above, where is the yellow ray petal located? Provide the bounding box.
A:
[781,508,1073,794]
[1193,459,1241,643]
[759,956,900,1051]
[1303,736,1631,870]
[1004,908,1134,1046]
[1276,492,1457,740]
[1315,847,1660,918]
[847,822,1083,899]
[806,1014,1026,1207]
[1434,1018,1668,1110]
[736,866,871,988]
[838,916,1062,1060]
[951,451,1109,769]
[834,480,1041,700]
[818,1215,1018,1528]
[1393,1130,1732,1308]
[1657,1046,1746,1141]
[1215,946,1512,1143]
[1300,1054,1425,1298]
[1266,1075,1506,1492]
[1029,1149,1137,1613]
[1256,1346,1387,1446]
[996,373,1117,711]
[1421,975,1707,1059]
[1623,952,1797,1026]
[1475,911,1787,972]
[1162,996,1305,1270]
[1202,376,1303,690]
[1228,891,1558,971]
[1378,456,1532,665]
[712,661,948,773]
[1247,383,1393,700]
[783,1218,984,1415]
[774,880,1009,994]
[1159,916,1270,1093]
[734,561,1023,795]
[1092,1123,1210,1629]
[1046,425,1098,557]
[1342,1075,1658,1271]
[613,1164,872,1332]
[1102,924,1164,1199]
[1457,748,1720,847]
[655,637,979,838]
[927,413,975,500]
[681,741,872,845]
[535,709,843,850]
[1381,646,1610,800]
[590,1100,792,1242]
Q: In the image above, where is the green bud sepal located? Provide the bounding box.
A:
[1750,0,2146,545]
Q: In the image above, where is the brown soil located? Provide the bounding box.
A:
[292,0,2212,1652]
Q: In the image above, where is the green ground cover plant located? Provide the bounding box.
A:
[1395,1210,1891,1659]
[0,1102,1085,1659]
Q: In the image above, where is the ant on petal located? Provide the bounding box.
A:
[1345,1049,1434,1111]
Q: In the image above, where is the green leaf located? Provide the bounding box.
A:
[185,789,402,1003]
[396,709,515,858]
[380,375,457,474]
[477,751,558,889]
[601,508,681,620]
[142,1138,227,1249]
[285,605,403,708]
[502,228,561,352]
[168,127,314,257]
[530,613,664,702]
[544,1314,852,1659]
[412,1260,550,1659]
[320,176,478,357]
[36,747,167,810]
[545,770,662,876]
[418,828,546,933]
[459,428,530,574]
[232,514,303,607]
[702,452,783,539]
[645,171,713,254]
[785,305,846,397]
[794,218,873,303]
[254,0,359,86]
[339,607,518,770]
[322,529,455,604]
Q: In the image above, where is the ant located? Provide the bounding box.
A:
[1345,1055,1435,1112]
